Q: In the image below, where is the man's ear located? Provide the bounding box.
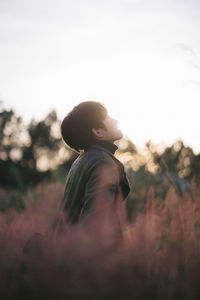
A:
[91,128,104,138]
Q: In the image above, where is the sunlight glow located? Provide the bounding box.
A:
[1,0,200,153]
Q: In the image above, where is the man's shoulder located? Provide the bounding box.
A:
[87,149,108,167]
[71,147,120,173]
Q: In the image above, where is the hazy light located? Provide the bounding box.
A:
[0,0,200,153]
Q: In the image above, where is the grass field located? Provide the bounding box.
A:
[0,181,200,299]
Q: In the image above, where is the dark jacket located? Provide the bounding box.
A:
[60,140,130,224]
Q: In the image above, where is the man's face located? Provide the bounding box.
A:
[92,113,123,142]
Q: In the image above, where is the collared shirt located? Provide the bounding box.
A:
[89,139,118,155]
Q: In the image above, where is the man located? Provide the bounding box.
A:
[59,101,130,228]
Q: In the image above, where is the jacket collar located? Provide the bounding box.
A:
[88,140,118,155]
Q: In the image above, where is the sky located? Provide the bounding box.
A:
[0,0,200,153]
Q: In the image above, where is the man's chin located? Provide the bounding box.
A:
[118,130,123,138]
[115,131,123,140]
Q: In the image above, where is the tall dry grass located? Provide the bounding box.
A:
[0,181,200,299]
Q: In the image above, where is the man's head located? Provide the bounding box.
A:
[61,101,123,153]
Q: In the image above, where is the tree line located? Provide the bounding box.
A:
[0,101,200,217]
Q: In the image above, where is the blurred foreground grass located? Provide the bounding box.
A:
[0,181,200,300]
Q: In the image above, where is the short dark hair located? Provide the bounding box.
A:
[61,101,108,153]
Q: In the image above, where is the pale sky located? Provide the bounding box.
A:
[0,0,200,153]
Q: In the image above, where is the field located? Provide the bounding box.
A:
[0,180,200,300]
